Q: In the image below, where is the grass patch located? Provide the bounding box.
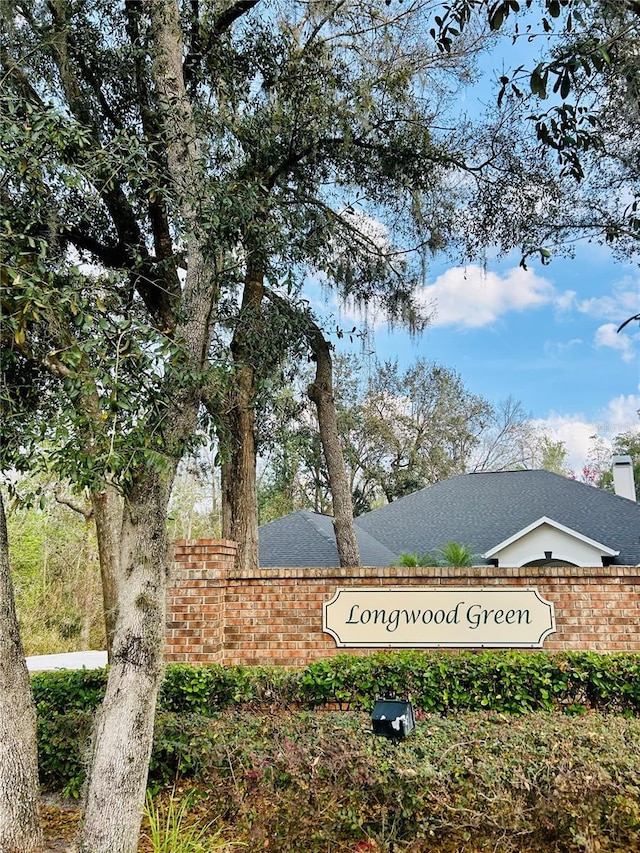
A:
[141,789,235,852]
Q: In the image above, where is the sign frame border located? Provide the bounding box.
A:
[323,586,556,649]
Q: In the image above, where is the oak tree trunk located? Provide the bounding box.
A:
[0,489,44,853]
[220,459,233,540]
[226,261,263,571]
[91,483,123,660]
[307,329,361,567]
[80,469,174,853]
[226,373,259,570]
[78,2,224,847]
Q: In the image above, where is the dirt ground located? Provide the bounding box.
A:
[41,799,159,853]
[41,796,81,852]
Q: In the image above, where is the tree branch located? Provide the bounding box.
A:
[213,1,261,35]
[124,0,182,292]
[54,489,94,520]
[64,227,129,267]
[191,0,261,76]
[0,51,46,109]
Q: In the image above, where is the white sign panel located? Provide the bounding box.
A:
[323,587,556,648]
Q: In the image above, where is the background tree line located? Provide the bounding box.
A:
[259,355,563,518]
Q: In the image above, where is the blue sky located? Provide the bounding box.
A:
[302,10,640,474]
[318,245,639,472]
[267,57,630,476]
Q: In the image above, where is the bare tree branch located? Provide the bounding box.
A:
[54,489,94,520]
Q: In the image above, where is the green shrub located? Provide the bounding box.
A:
[33,650,640,799]
[295,650,640,715]
[37,709,94,796]
[437,541,478,566]
[32,667,108,715]
[394,542,479,567]
[35,700,640,853]
[147,710,640,852]
[159,664,238,715]
[394,551,433,567]
[32,651,640,725]
[150,713,224,787]
[158,663,300,714]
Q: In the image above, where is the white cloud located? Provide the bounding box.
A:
[334,264,556,331]
[530,415,601,472]
[340,210,390,250]
[554,289,577,312]
[414,265,555,329]
[563,274,640,362]
[600,395,640,434]
[577,277,638,323]
[533,397,640,472]
[594,322,637,362]
[543,338,583,357]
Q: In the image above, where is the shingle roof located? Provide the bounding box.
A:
[355,469,640,565]
[258,509,396,567]
[258,471,640,567]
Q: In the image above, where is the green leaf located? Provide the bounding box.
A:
[530,68,548,97]
[490,5,506,30]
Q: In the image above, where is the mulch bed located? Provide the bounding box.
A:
[41,797,81,852]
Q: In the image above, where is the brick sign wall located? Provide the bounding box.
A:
[165,540,640,667]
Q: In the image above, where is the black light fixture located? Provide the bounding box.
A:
[371,698,415,741]
[544,551,552,560]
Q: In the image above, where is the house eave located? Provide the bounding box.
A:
[483,515,619,560]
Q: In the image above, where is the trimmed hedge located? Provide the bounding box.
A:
[33,650,640,794]
[33,667,108,716]
[294,649,640,714]
[32,650,640,719]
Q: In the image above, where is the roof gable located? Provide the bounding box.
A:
[483,515,619,566]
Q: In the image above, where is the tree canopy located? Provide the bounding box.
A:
[428,0,640,260]
[258,356,552,516]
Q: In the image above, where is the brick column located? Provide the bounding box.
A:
[165,539,237,664]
